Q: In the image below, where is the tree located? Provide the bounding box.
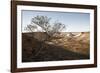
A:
[25,24,37,32]
[25,15,66,57]
[25,15,66,42]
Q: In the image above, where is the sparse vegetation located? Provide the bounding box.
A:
[22,32,90,62]
[22,15,90,62]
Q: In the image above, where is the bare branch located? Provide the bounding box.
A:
[25,15,66,41]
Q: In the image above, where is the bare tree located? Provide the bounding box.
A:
[25,24,37,32]
[25,15,66,42]
[25,15,66,57]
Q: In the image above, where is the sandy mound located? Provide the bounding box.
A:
[49,32,90,55]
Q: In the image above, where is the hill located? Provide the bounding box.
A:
[22,32,90,62]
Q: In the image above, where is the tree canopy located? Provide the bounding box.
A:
[25,15,66,41]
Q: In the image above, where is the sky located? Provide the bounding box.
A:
[21,10,90,32]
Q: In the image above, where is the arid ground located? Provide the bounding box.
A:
[22,32,90,62]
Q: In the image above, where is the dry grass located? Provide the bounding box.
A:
[22,32,90,62]
[49,32,90,55]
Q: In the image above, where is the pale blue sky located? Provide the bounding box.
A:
[22,10,90,32]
